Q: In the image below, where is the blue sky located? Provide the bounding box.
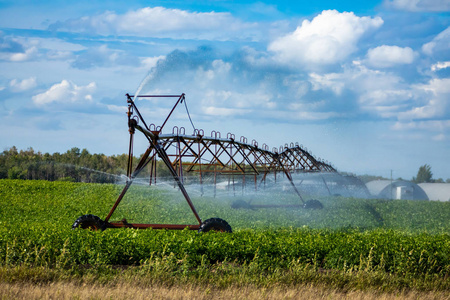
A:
[0,0,449,180]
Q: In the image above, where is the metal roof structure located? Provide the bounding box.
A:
[366,180,429,201]
[418,183,450,202]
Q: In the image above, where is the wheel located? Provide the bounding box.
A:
[231,200,253,209]
[72,214,106,231]
[198,218,232,233]
[303,199,324,209]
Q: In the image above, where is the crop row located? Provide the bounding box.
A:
[1,225,449,276]
[0,179,449,278]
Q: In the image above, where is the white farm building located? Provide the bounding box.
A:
[418,183,450,202]
[365,180,429,201]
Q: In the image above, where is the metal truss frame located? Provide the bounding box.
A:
[104,94,337,230]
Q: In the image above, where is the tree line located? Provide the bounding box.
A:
[1,147,448,184]
[0,146,171,183]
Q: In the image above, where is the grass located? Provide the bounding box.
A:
[2,281,449,300]
[0,264,448,299]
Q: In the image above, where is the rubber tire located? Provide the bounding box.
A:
[198,218,232,233]
[303,199,324,209]
[231,200,253,209]
[72,214,106,231]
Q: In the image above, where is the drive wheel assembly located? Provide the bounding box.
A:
[231,200,253,209]
[198,218,232,233]
[72,214,107,231]
[303,199,324,209]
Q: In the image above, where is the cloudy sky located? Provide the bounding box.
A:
[1,0,449,180]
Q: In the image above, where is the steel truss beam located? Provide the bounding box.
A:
[148,133,336,176]
[105,94,337,229]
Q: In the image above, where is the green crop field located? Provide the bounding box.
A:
[0,179,449,295]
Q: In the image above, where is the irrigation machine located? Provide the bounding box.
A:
[72,94,337,233]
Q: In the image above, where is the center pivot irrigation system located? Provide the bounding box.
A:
[73,94,337,232]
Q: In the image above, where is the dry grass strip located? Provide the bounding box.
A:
[1,281,449,300]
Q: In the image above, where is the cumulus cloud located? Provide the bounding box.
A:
[308,62,415,118]
[32,80,96,106]
[0,33,38,62]
[398,78,450,120]
[0,33,86,62]
[431,61,450,71]
[133,47,306,122]
[384,0,450,12]
[135,47,380,123]
[133,44,448,128]
[49,7,260,41]
[305,58,450,131]
[9,77,37,92]
[366,45,415,68]
[268,10,383,68]
[9,46,38,62]
[422,26,450,60]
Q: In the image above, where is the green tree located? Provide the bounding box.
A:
[8,166,27,179]
[413,164,433,183]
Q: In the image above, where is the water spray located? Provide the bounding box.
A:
[73,93,339,233]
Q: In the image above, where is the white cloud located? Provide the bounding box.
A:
[305,59,450,127]
[431,61,450,71]
[0,35,85,62]
[384,0,450,12]
[398,78,450,120]
[309,72,346,95]
[422,26,450,57]
[49,7,259,41]
[309,62,403,97]
[32,80,96,106]
[359,90,413,118]
[9,46,38,62]
[9,77,37,92]
[366,45,415,68]
[120,44,449,131]
[268,10,383,68]
[308,62,415,118]
[140,55,165,70]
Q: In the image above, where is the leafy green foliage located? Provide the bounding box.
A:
[0,147,129,182]
[0,179,449,282]
[0,146,175,183]
[113,184,450,233]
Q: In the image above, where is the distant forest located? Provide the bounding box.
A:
[4,146,445,184]
[0,146,172,183]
